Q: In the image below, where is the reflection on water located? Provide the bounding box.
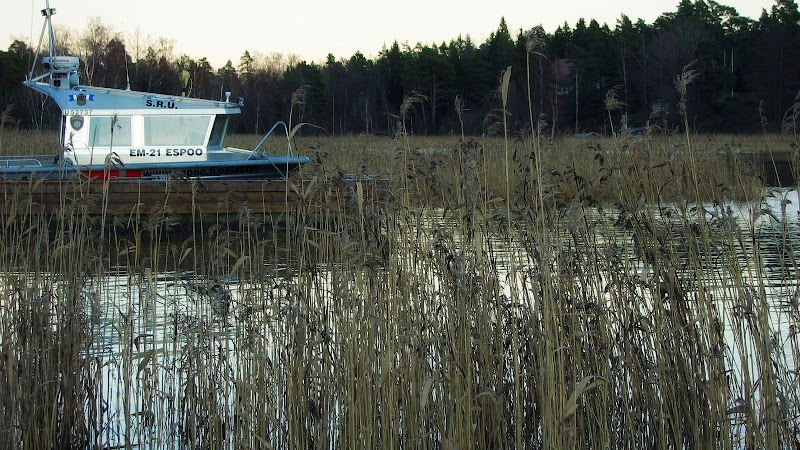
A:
[85,268,300,447]
[74,188,800,447]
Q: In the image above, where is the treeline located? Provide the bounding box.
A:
[1,0,799,136]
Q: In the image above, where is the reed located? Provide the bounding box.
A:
[0,99,798,449]
[0,128,62,157]
[0,104,15,155]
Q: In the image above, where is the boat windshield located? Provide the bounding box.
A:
[207,116,228,149]
[88,116,133,147]
[144,115,212,146]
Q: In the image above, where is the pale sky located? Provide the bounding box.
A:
[1,0,777,68]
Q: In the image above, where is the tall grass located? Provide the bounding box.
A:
[0,103,798,448]
[0,104,15,155]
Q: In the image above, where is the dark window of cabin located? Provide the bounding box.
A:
[208,116,228,149]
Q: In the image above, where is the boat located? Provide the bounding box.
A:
[1,2,309,181]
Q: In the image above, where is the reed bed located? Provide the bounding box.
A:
[0,121,798,449]
[231,131,771,205]
[2,128,781,203]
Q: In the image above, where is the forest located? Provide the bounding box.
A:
[1,0,799,136]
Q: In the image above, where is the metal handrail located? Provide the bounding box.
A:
[248,121,295,160]
[0,155,54,168]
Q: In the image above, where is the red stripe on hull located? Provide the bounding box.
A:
[84,170,120,180]
[83,170,142,180]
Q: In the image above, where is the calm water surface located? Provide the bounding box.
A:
[85,188,800,447]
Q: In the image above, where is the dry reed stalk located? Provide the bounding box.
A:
[0,103,15,155]
[0,94,798,449]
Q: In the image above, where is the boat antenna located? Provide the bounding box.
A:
[28,0,56,81]
[123,39,131,90]
[46,0,55,59]
[27,0,34,80]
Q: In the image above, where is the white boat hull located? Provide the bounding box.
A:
[0,156,309,181]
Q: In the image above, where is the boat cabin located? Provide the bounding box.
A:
[9,3,307,181]
[25,75,246,167]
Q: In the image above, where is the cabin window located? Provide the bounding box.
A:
[207,116,228,149]
[88,116,132,147]
[60,116,66,147]
[144,115,211,146]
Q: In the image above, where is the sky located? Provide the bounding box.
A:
[1,0,778,69]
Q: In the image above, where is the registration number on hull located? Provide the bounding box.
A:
[129,148,204,157]
[63,109,93,116]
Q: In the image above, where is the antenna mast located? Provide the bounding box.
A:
[28,0,56,81]
[124,42,131,90]
[45,0,55,59]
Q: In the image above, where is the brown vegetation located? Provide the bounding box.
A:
[0,124,798,448]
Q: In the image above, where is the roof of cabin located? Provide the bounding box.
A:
[23,81,242,115]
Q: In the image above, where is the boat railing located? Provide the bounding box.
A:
[248,121,296,160]
[0,155,59,168]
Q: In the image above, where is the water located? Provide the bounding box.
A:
[58,188,800,447]
[85,270,297,448]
